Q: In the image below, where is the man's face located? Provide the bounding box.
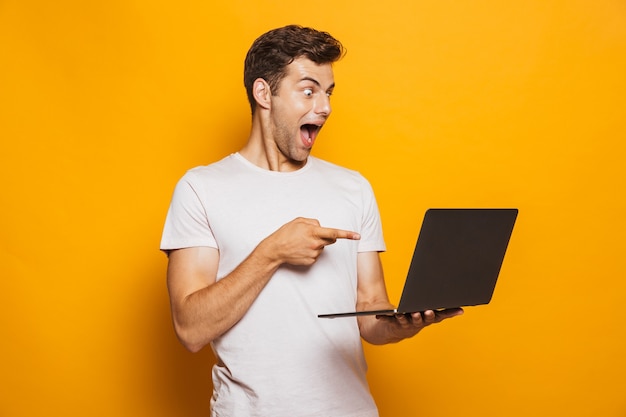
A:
[267,57,335,168]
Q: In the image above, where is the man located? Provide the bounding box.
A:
[161,25,462,416]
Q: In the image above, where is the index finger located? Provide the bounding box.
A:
[317,227,361,241]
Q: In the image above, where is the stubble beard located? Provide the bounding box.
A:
[273,119,310,164]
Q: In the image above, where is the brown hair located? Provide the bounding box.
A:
[243,25,345,114]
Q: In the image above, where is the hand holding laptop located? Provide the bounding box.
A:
[358,307,465,344]
[376,308,465,342]
[376,308,464,321]
[376,308,464,329]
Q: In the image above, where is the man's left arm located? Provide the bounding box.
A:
[356,251,463,345]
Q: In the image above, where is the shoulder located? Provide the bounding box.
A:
[309,156,368,183]
[184,154,240,179]
[167,155,241,202]
[176,154,249,188]
[306,157,379,205]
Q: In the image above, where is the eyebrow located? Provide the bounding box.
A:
[300,76,335,91]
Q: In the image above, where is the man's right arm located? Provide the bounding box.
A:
[166,244,281,353]
[166,217,360,353]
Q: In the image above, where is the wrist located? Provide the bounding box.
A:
[254,236,284,270]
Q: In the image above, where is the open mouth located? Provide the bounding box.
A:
[300,124,322,146]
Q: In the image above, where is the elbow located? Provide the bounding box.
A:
[183,342,205,354]
[180,337,205,354]
[173,322,213,353]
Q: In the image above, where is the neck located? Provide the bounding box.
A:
[239,113,307,172]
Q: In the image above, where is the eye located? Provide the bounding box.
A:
[303,88,313,97]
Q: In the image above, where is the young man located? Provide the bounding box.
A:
[161,25,462,416]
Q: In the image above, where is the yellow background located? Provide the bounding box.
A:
[1,1,625,416]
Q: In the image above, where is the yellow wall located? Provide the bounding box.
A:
[1,1,625,416]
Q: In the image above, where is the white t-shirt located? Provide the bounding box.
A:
[161,153,386,417]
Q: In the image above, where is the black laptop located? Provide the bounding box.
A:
[318,208,518,318]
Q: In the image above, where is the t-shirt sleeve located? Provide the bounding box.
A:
[160,174,218,252]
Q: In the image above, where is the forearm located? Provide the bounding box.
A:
[354,251,402,345]
[169,242,281,352]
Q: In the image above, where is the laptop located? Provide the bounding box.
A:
[318,208,518,318]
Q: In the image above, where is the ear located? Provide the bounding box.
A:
[253,78,272,110]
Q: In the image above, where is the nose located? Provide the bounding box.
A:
[315,94,332,117]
